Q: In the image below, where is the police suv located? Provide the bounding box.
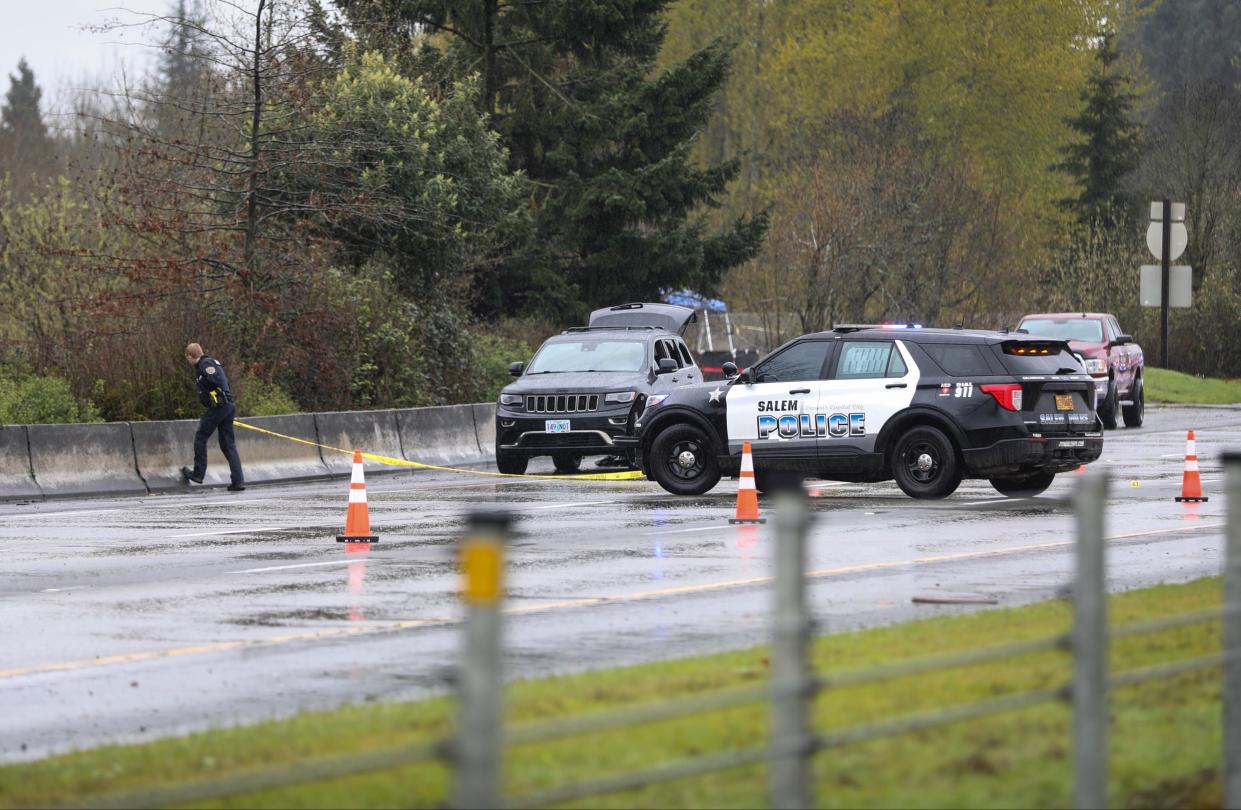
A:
[495,303,703,474]
[633,325,1104,499]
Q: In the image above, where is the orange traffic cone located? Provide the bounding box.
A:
[1174,430,1209,503]
[337,450,380,542]
[729,441,766,525]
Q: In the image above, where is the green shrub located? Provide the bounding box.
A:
[236,379,301,417]
[467,331,532,402]
[0,374,102,424]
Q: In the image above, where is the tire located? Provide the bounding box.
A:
[552,453,582,474]
[1122,374,1144,428]
[496,450,528,475]
[648,424,722,496]
[1098,379,1118,430]
[890,425,963,499]
[989,470,1055,498]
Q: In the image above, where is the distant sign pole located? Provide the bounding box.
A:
[1145,200,1188,368]
[1160,199,1170,368]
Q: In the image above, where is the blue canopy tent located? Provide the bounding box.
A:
[661,289,734,357]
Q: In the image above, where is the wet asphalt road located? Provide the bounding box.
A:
[1,405,1236,763]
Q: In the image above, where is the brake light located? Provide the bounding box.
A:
[980,383,1023,411]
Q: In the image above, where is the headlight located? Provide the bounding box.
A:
[644,394,669,410]
[605,391,637,404]
[1084,358,1106,374]
[499,394,523,406]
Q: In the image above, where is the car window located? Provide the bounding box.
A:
[1108,317,1122,341]
[887,346,908,377]
[527,340,647,373]
[922,343,992,376]
[1018,318,1104,342]
[834,342,896,380]
[754,341,832,383]
[677,342,694,367]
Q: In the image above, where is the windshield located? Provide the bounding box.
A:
[527,340,647,373]
[1019,318,1104,342]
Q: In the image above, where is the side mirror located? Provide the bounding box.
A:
[736,367,754,384]
[721,361,739,379]
[508,361,525,376]
[656,358,678,374]
[1110,334,1133,347]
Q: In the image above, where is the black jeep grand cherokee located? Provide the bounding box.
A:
[634,325,1104,499]
[494,303,703,474]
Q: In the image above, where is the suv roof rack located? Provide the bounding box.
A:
[561,325,662,334]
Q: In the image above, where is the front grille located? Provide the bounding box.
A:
[526,394,599,413]
[521,432,610,448]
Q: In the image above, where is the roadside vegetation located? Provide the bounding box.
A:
[1,1,1239,422]
[1146,368,1241,405]
[0,578,1222,809]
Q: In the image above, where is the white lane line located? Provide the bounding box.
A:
[958,498,1015,506]
[640,525,725,537]
[173,526,294,539]
[231,559,371,574]
[530,500,613,511]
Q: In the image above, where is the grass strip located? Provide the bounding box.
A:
[1146,367,1241,404]
[0,578,1223,809]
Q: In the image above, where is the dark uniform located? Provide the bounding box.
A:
[186,355,244,488]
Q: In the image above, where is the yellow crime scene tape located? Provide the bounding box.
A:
[233,419,646,482]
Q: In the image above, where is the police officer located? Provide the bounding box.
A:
[180,343,245,491]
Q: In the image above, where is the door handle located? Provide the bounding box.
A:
[885,383,908,389]
[789,388,811,395]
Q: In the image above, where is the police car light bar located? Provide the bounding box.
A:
[832,323,923,332]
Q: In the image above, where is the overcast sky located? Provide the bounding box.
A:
[0,0,170,125]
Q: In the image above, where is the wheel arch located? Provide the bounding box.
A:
[639,408,725,459]
[875,407,968,462]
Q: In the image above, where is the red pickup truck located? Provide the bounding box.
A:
[1016,312,1144,429]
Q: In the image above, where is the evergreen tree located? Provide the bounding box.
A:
[153,0,211,133]
[0,58,54,182]
[335,0,767,319]
[1055,31,1143,225]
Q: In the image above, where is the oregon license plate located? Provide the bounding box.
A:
[545,419,570,433]
[1055,394,1074,411]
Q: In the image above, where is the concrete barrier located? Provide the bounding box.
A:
[0,425,42,500]
[132,414,330,490]
[313,409,407,477]
[397,404,483,467]
[27,422,147,497]
[472,403,497,458]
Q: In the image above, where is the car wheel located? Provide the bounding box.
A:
[1122,375,1144,428]
[496,450,528,475]
[552,453,582,474]
[989,470,1055,498]
[890,425,963,499]
[649,424,721,496]
[1098,379,1118,430]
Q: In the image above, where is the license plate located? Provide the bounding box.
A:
[1055,394,1074,411]
[1059,440,1085,448]
[545,419,570,433]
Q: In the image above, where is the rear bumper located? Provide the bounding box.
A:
[963,434,1104,477]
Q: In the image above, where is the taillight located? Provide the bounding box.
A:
[980,383,1023,411]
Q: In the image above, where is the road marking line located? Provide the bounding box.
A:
[958,498,1017,506]
[530,500,614,511]
[640,525,725,536]
[172,526,295,539]
[0,521,1223,681]
[230,559,373,574]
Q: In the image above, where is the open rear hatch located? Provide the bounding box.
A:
[588,302,698,335]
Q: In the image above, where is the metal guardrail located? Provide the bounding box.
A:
[67,457,1241,810]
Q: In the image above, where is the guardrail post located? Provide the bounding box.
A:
[1071,472,1109,810]
[769,486,814,810]
[1223,452,1241,809]
[453,511,511,810]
